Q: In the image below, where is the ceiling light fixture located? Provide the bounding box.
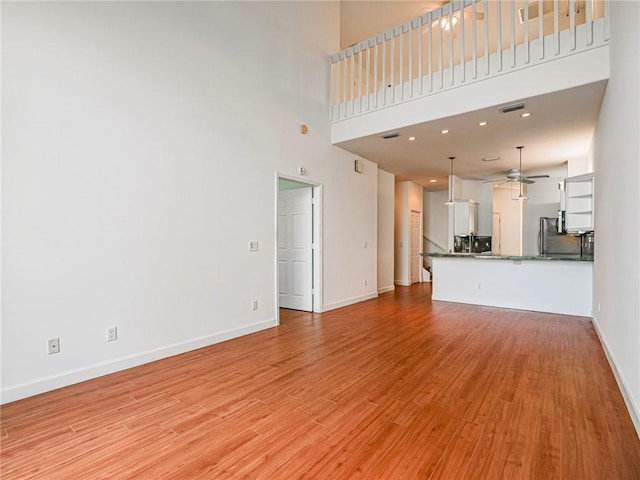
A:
[444,156,456,206]
[409,136,416,141]
[441,129,449,134]
[440,15,458,31]
[430,179,437,183]
[521,112,531,118]
[478,121,488,126]
[515,146,528,201]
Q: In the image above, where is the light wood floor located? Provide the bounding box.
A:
[2,284,639,479]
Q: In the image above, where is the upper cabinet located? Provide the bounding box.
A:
[565,173,595,232]
[454,200,478,236]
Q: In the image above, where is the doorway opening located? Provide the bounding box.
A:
[275,174,322,323]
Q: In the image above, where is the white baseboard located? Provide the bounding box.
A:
[323,292,378,312]
[0,319,277,405]
[394,280,411,287]
[591,315,640,439]
[377,285,395,294]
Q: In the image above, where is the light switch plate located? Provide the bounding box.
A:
[249,241,259,252]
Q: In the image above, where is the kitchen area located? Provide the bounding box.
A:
[423,171,595,316]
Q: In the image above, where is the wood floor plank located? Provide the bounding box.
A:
[1,284,639,479]
[121,423,259,479]
[429,420,484,480]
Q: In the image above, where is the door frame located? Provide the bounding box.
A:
[492,212,501,255]
[275,172,323,324]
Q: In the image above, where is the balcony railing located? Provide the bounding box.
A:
[330,0,609,122]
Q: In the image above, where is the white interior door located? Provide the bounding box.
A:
[493,186,524,256]
[278,187,313,311]
[410,210,420,284]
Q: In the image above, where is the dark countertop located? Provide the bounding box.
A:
[422,253,593,262]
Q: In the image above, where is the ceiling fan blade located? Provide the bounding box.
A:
[465,176,490,182]
[490,180,510,187]
[526,174,550,179]
[482,178,514,183]
[520,178,535,184]
[462,11,485,21]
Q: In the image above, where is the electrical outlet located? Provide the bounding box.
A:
[251,300,258,311]
[48,338,60,355]
[107,326,118,342]
[249,241,259,252]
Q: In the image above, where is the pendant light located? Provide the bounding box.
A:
[515,146,528,201]
[444,156,456,206]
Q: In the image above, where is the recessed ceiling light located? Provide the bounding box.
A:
[479,121,488,126]
[441,129,449,134]
[429,179,437,183]
[409,136,416,141]
[521,112,531,118]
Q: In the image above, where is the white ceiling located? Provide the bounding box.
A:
[339,1,607,191]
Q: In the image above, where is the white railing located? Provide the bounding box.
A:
[423,235,447,270]
[330,0,609,122]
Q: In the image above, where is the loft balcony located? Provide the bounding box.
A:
[330,0,610,144]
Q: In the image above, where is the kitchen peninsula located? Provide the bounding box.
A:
[425,253,593,316]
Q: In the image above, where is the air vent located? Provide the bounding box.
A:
[498,102,525,114]
[482,156,501,162]
[380,132,400,139]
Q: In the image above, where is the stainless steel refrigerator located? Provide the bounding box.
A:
[538,217,581,256]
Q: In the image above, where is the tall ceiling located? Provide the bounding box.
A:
[338,1,606,190]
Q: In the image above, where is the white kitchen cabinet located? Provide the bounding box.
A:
[454,200,478,236]
[565,173,595,232]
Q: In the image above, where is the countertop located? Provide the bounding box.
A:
[422,253,593,262]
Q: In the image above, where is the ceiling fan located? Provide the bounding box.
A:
[427,6,484,31]
[484,146,550,185]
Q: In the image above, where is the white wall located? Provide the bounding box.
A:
[446,175,464,251]
[1,2,378,402]
[394,183,409,285]
[523,164,567,255]
[591,0,640,435]
[423,190,449,253]
[493,186,525,256]
[568,156,591,177]
[377,169,395,293]
[394,181,422,285]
